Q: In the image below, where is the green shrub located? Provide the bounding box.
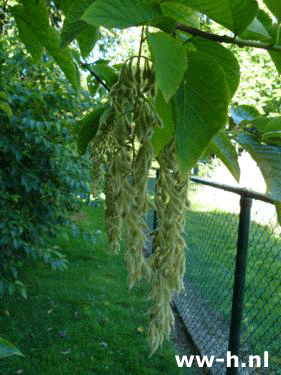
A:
[0,41,92,298]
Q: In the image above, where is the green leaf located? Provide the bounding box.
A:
[90,63,119,87]
[237,132,281,223]
[255,116,281,146]
[54,0,73,14]
[77,106,107,155]
[11,8,43,62]
[163,0,258,34]
[147,16,177,33]
[160,2,199,27]
[261,131,281,146]
[261,116,281,133]
[190,38,240,99]
[0,92,8,101]
[0,337,23,359]
[263,0,281,20]
[152,90,175,156]
[77,26,99,58]
[241,10,281,74]
[175,51,229,174]
[230,105,261,125]
[60,0,96,50]
[0,102,13,118]
[147,31,187,102]
[11,0,79,92]
[206,131,240,182]
[81,0,162,29]
[239,16,272,41]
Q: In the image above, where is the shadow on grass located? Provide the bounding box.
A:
[0,204,185,375]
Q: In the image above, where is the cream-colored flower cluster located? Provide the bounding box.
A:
[90,57,188,352]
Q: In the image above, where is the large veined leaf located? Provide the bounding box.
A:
[11,11,43,62]
[205,131,240,182]
[152,90,175,156]
[160,2,199,27]
[190,38,240,99]
[77,26,99,58]
[0,337,23,359]
[60,0,97,53]
[161,0,258,34]
[237,132,281,223]
[77,106,107,155]
[262,0,281,21]
[175,51,230,174]
[11,0,79,92]
[147,31,188,102]
[81,0,162,29]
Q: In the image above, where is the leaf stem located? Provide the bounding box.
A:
[80,61,110,91]
[176,23,281,53]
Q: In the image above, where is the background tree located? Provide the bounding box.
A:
[0,14,93,298]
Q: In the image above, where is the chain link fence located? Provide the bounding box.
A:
[173,178,281,375]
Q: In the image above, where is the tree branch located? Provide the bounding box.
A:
[176,24,281,53]
[80,61,110,91]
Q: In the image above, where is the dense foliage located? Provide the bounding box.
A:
[2,0,281,352]
[0,34,92,298]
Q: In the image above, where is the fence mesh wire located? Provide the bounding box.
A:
[173,180,281,374]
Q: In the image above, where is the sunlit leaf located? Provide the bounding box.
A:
[0,102,13,118]
[11,0,79,92]
[0,337,23,359]
[175,51,229,174]
[190,38,240,99]
[81,0,162,29]
[147,31,187,102]
[161,0,258,34]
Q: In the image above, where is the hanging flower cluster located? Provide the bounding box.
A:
[89,56,188,352]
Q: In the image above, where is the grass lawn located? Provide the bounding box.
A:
[0,203,184,375]
[185,184,281,372]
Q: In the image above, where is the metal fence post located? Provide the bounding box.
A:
[226,194,252,375]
